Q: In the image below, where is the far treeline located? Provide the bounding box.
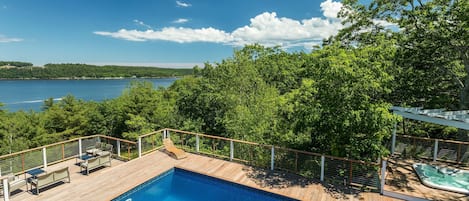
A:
[0,0,466,162]
[0,63,193,79]
[0,61,33,67]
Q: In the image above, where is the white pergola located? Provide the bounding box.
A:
[390,106,469,154]
[392,106,469,130]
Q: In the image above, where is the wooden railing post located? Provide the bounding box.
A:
[391,122,397,154]
[230,140,234,161]
[196,135,200,153]
[62,144,65,159]
[320,155,325,181]
[349,161,353,185]
[21,153,25,172]
[2,178,10,201]
[295,152,298,172]
[270,146,275,171]
[127,143,131,160]
[138,137,142,158]
[117,140,121,157]
[42,147,47,169]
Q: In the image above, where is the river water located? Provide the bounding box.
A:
[0,78,177,112]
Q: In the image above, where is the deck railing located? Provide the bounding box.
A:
[0,135,137,176]
[138,128,382,191]
[390,133,469,163]
[1,128,383,198]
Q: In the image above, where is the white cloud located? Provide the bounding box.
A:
[134,19,152,29]
[320,0,342,19]
[0,35,23,43]
[95,0,347,49]
[176,1,191,7]
[94,27,232,43]
[229,12,343,47]
[173,18,189,24]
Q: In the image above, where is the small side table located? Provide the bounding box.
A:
[25,168,45,192]
[76,154,94,164]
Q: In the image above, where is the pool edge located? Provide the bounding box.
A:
[174,165,301,201]
[110,165,301,201]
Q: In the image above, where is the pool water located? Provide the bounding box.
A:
[413,163,469,194]
[113,168,299,201]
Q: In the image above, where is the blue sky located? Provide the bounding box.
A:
[0,0,345,68]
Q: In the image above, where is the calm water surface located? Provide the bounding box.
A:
[0,78,177,112]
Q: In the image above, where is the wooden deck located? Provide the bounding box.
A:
[7,151,399,201]
[385,158,469,201]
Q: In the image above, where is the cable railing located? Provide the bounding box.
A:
[139,128,382,191]
[0,135,137,176]
[139,130,165,155]
[0,128,383,195]
[391,133,469,163]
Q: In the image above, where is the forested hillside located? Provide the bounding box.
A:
[0,63,193,79]
[0,0,465,162]
[0,61,33,67]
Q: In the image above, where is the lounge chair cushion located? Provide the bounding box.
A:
[163,138,187,159]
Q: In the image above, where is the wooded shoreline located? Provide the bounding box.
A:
[0,63,193,79]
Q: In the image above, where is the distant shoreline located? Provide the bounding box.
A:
[0,76,184,81]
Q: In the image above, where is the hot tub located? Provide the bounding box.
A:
[413,163,469,194]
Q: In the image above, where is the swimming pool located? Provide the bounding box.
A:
[112,168,299,201]
[413,163,469,194]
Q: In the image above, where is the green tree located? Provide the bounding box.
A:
[284,43,398,160]
[43,95,92,139]
[338,0,468,109]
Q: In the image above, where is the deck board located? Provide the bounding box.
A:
[7,151,399,201]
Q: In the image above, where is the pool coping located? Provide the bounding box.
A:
[110,165,301,201]
[174,166,301,201]
[413,163,469,195]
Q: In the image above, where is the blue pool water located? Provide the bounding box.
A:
[113,168,299,201]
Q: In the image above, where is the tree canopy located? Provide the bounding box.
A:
[337,0,468,110]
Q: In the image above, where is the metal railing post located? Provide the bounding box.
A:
[270,146,275,171]
[42,147,47,169]
[433,139,439,162]
[320,155,325,181]
[2,178,9,201]
[391,123,397,154]
[196,135,200,153]
[117,140,121,157]
[78,138,82,157]
[380,159,387,195]
[230,140,234,161]
[138,137,142,158]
